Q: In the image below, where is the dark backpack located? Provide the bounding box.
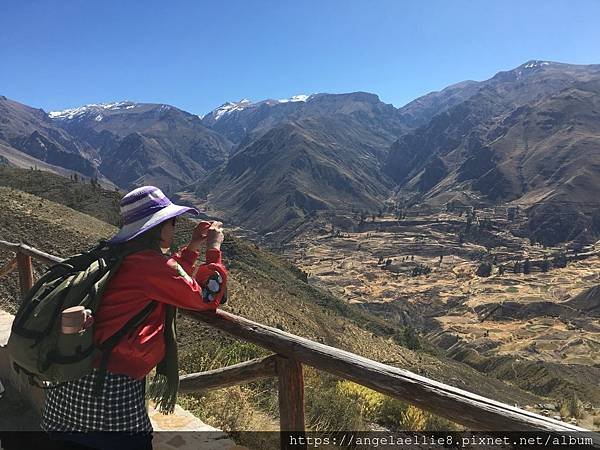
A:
[6,241,156,394]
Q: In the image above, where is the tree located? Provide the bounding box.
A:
[403,326,421,350]
[513,261,521,274]
[523,259,531,275]
[541,258,550,272]
[507,207,517,221]
[560,390,584,420]
[411,264,431,277]
[480,218,492,230]
[498,264,505,276]
[476,263,493,277]
[553,252,567,268]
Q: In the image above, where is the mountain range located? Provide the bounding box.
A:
[1,60,600,245]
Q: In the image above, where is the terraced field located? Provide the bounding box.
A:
[282,211,600,428]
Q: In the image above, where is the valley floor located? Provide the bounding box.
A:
[281,210,600,428]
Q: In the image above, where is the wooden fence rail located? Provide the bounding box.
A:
[1,240,598,449]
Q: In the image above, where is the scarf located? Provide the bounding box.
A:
[146,304,179,414]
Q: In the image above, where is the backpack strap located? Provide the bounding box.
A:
[12,363,58,390]
[93,301,158,396]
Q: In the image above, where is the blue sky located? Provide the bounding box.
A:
[2,0,600,115]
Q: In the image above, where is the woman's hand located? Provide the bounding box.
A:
[188,221,213,252]
[188,221,224,252]
[206,221,224,250]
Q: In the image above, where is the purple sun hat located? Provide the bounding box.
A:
[108,186,199,244]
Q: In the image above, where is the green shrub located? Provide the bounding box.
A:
[304,369,369,431]
[378,396,408,428]
[337,381,384,421]
[560,390,584,419]
[400,406,427,430]
[476,262,493,277]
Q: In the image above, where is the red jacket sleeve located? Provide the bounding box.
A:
[172,246,200,273]
[141,248,227,311]
[191,248,228,305]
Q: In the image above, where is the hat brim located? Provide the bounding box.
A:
[108,204,199,244]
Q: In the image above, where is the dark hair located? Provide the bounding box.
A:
[130,224,164,249]
[112,221,167,255]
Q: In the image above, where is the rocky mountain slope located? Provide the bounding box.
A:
[384,61,600,244]
[385,61,600,189]
[201,92,407,147]
[49,101,232,192]
[188,117,398,241]
[0,96,98,176]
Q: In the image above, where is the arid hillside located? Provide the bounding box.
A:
[0,170,559,426]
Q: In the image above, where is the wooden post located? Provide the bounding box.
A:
[16,251,33,301]
[276,356,306,450]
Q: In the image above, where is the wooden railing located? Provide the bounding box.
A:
[0,240,597,449]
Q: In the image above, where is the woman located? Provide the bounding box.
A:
[40,186,228,450]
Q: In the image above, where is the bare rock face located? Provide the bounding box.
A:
[50,102,233,192]
[201,92,407,146]
[0,97,97,176]
[385,62,600,245]
[189,119,395,241]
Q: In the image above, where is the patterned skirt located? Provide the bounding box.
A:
[41,368,153,432]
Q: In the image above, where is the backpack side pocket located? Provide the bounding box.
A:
[45,327,98,383]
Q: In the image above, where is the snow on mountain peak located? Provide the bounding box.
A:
[522,60,551,69]
[205,94,315,122]
[48,101,138,120]
[211,99,255,120]
[278,94,311,103]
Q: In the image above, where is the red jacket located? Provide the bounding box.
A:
[92,246,227,379]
